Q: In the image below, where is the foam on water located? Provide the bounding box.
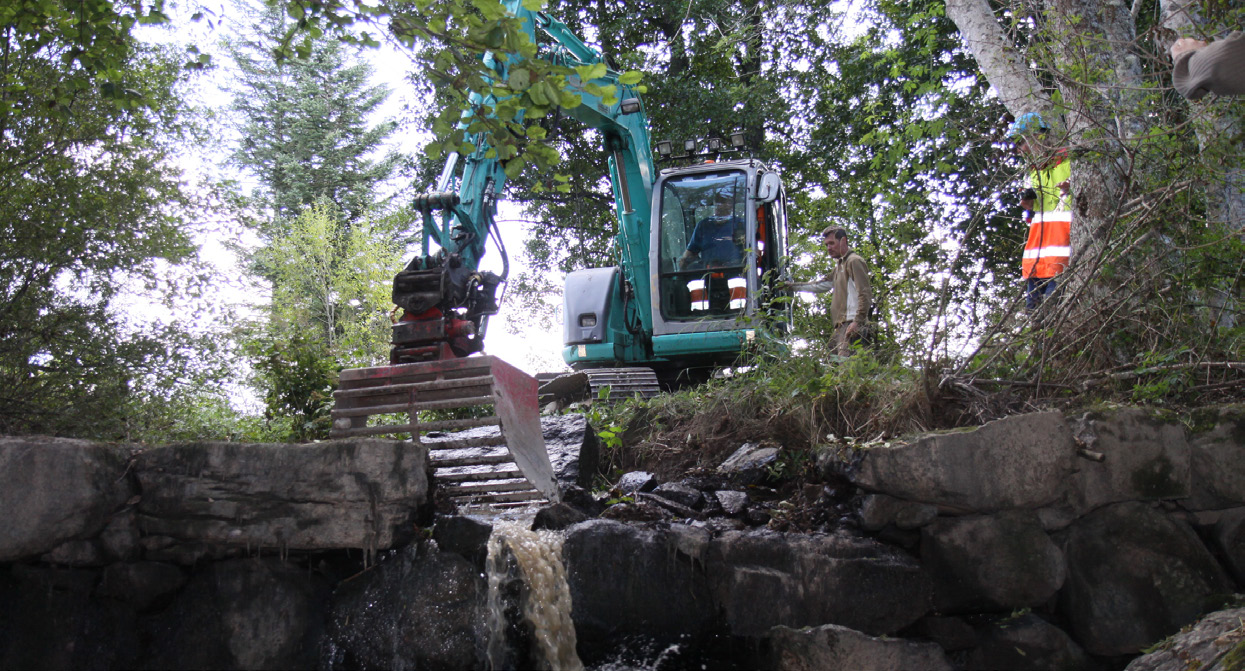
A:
[486,520,583,671]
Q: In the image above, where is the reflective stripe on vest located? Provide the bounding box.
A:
[1022,209,1072,279]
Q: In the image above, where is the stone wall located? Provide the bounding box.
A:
[842,407,1244,662]
[532,407,1245,669]
[1,408,1242,670]
[0,437,429,566]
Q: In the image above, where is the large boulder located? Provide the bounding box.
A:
[532,502,590,531]
[432,514,493,570]
[961,613,1093,671]
[562,520,718,651]
[95,561,187,612]
[324,544,486,671]
[1213,508,1245,584]
[1059,502,1234,656]
[135,439,427,558]
[858,493,938,531]
[1066,408,1190,514]
[139,558,329,670]
[0,564,139,670]
[543,413,600,488]
[921,510,1065,612]
[718,443,780,485]
[1188,405,1245,510]
[768,623,952,671]
[850,412,1077,512]
[0,436,133,561]
[707,529,931,637]
[1125,606,1245,671]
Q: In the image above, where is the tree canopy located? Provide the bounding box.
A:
[2,0,1241,441]
[225,6,404,233]
[0,21,217,436]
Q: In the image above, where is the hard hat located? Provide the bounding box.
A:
[1007,112,1049,138]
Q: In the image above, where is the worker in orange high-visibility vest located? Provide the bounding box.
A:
[1009,113,1072,311]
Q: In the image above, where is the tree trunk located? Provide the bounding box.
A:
[944,0,1050,117]
[1046,0,1147,283]
[738,0,766,149]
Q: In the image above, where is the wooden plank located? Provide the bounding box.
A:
[329,385,495,414]
[410,395,496,412]
[329,423,419,439]
[438,469,525,483]
[338,357,501,384]
[442,480,536,496]
[333,394,499,421]
[417,416,500,432]
[331,418,508,441]
[490,499,550,509]
[430,454,514,468]
[449,490,547,504]
[333,375,494,399]
[331,401,424,418]
[424,435,507,450]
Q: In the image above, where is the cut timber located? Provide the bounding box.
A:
[439,469,525,483]
[455,490,546,504]
[431,453,515,468]
[442,480,537,497]
[331,355,558,506]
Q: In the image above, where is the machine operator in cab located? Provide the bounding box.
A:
[679,187,745,270]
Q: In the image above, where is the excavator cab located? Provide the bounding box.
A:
[658,173,750,318]
[563,158,789,380]
[649,160,789,340]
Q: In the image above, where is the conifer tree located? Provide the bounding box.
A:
[223,8,411,439]
[225,7,403,237]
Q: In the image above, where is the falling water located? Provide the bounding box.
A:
[486,520,583,671]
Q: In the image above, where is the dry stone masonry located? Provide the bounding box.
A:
[1,407,1243,669]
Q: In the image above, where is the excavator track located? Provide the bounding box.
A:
[330,356,558,509]
[537,367,662,408]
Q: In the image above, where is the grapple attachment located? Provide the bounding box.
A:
[330,356,558,507]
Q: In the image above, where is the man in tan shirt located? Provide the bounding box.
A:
[1171,32,1245,100]
[788,225,873,356]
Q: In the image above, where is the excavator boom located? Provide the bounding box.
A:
[331,0,790,509]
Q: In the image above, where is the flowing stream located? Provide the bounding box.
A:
[486,520,584,671]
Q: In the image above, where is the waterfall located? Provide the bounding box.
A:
[486,520,583,671]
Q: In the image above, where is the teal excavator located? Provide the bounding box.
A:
[329,1,790,506]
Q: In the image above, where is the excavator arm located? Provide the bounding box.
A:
[390,1,655,364]
[331,2,790,509]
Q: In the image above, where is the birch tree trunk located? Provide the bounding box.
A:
[944,0,1050,117]
[945,0,1146,308]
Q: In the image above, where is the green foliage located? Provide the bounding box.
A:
[223,18,413,441]
[121,386,298,444]
[227,0,1241,411]
[244,203,405,441]
[777,0,1014,365]
[766,446,813,481]
[246,331,337,442]
[504,0,808,277]
[225,7,404,233]
[599,337,932,479]
[943,1,1245,402]
[0,30,229,438]
[584,392,625,452]
[0,0,176,116]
